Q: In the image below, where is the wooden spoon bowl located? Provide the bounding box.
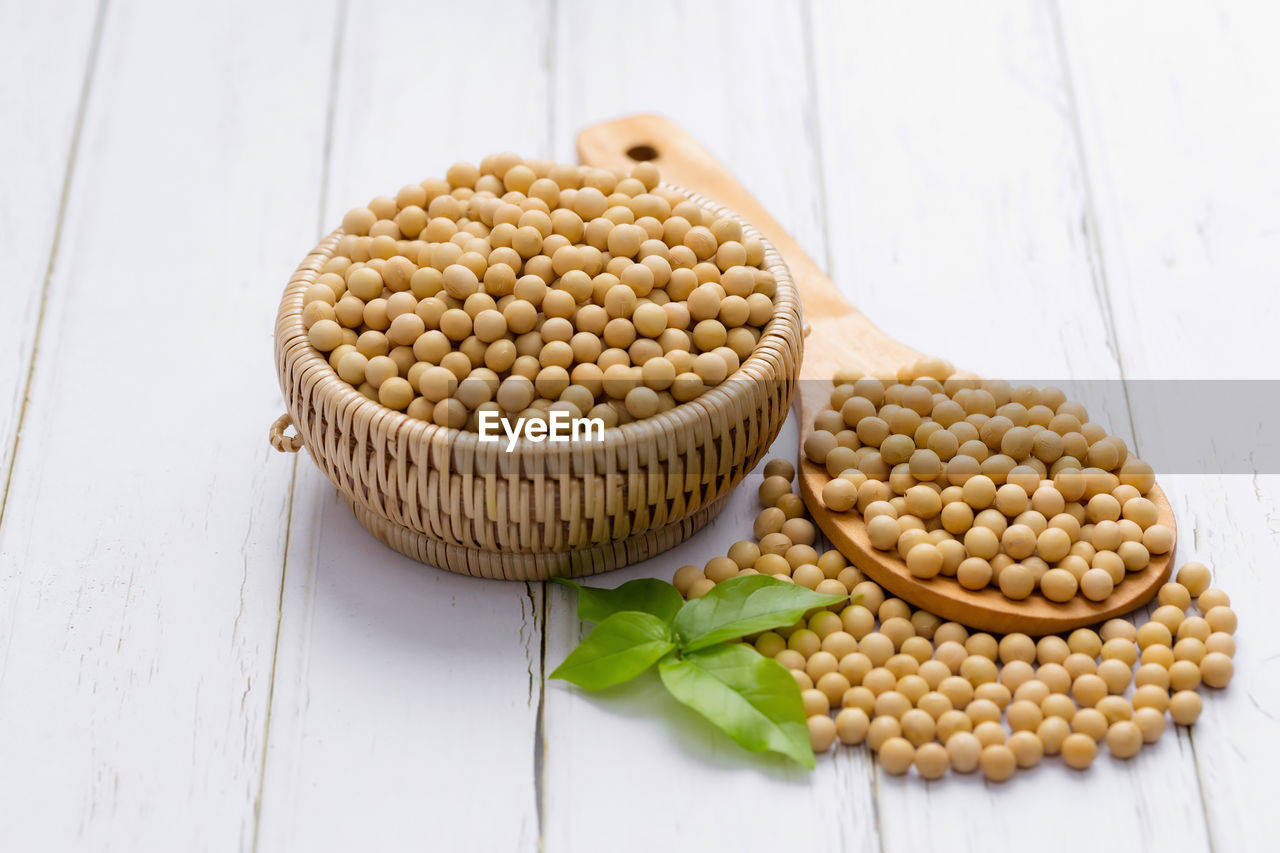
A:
[579,114,1174,634]
[798,461,1175,635]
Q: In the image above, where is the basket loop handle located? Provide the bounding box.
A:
[269,413,304,453]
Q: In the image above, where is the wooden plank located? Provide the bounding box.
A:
[1058,0,1280,378]
[550,0,831,274]
[257,478,545,852]
[0,0,337,848]
[1145,473,1279,848]
[0,0,102,520]
[1058,3,1280,850]
[543,3,879,851]
[811,0,1127,383]
[254,3,553,850]
[809,2,1212,851]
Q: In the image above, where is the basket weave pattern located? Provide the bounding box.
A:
[274,191,803,579]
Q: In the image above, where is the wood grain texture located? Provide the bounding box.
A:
[0,0,336,849]
[545,3,879,850]
[810,2,1212,851]
[0,0,101,519]
[1059,2,1280,850]
[255,2,553,850]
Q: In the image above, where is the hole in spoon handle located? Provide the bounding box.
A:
[625,144,659,161]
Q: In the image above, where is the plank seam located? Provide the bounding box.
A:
[1184,727,1219,853]
[0,0,110,536]
[251,2,349,849]
[1049,5,1217,850]
[1047,0,1139,437]
[545,0,559,160]
[798,0,836,279]
[536,4,557,848]
[532,582,548,853]
[251,458,299,853]
[804,4,885,848]
[315,0,349,240]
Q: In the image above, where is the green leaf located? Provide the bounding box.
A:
[658,643,814,768]
[551,577,684,624]
[673,574,849,652]
[549,611,675,690]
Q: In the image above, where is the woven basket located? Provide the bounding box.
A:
[270,188,803,579]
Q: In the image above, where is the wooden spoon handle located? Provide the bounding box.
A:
[577,114,854,321]
[577,114,921,377]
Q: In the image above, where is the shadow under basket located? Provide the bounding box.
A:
[271,187,803,580]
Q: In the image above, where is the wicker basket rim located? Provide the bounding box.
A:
[276,184,802,458]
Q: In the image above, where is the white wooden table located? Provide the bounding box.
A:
[2,1,1276,850]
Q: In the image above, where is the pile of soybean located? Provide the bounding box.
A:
[302,156,778,429]
[672,462,1236,781]
[806,360,1172,604]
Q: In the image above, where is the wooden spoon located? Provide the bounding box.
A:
[578,114,1174,635]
